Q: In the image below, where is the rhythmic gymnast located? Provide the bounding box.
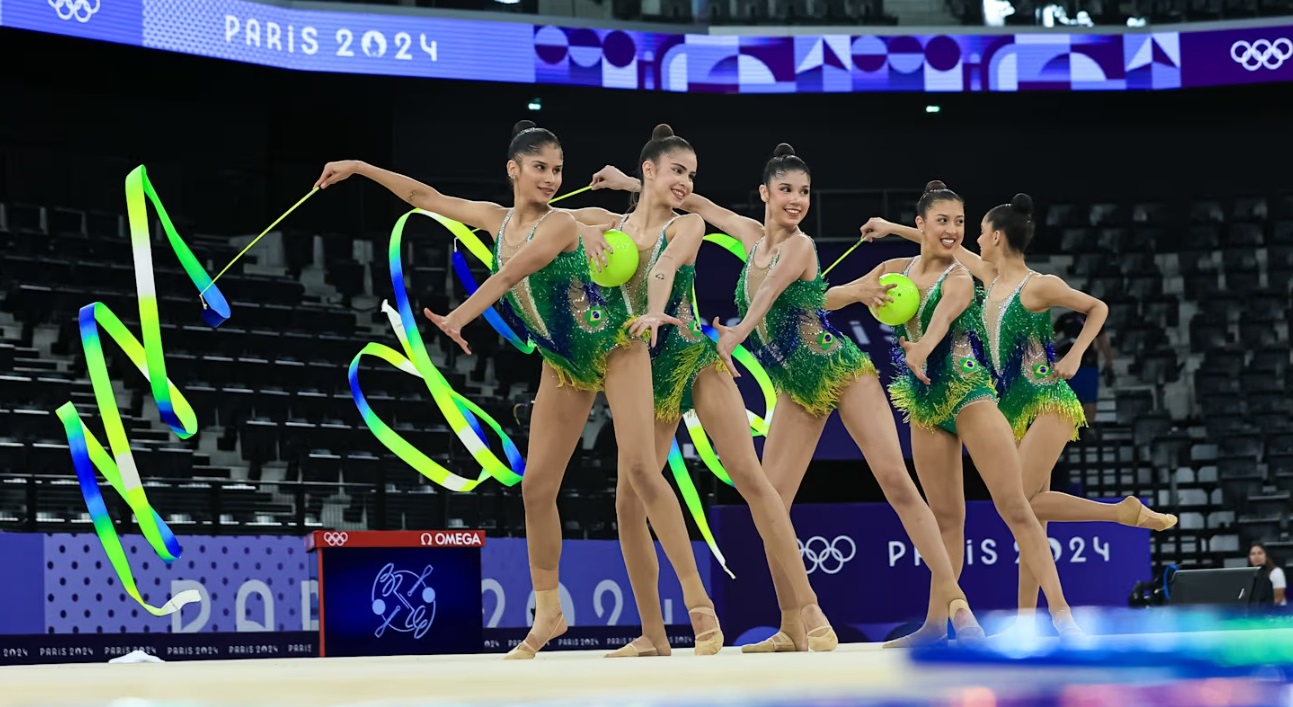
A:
[315,121,720,658]
[861,191,1176,621]
[859,181,1084,642]
[570,125,837,657]
[593,144,985,650]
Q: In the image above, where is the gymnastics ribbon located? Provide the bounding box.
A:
[52,165,226,616]
[348,209,526,492]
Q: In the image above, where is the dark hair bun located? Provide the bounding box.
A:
[512,120,537,138]
[1010,193,1034,216]
[773,143,796,158]
[924,179,948,194]
[651,123,675,140]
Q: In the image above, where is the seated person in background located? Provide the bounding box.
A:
[1249,541,1287,608]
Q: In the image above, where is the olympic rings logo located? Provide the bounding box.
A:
[323,532,350,547]
[799,535,856,575]
[49,0,100,22]
[1230,38,1293,71]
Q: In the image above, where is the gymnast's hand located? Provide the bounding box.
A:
[424,308,471,355]
[859,217,896,243]
[711,317,743,379]
[589,165,638,193]
[582,222,615,272]
[315,160,363,189]
[899,337,931,385]
[629,312,684,348]
[1055,354,1079,380]
[855,279,896,309]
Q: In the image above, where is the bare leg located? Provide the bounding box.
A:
[909,425,967,578]
[603,344,722,655]
[900,421,970,647]
[506,363,596,659]
[690,369,836,651]
[606,421,677,658]
[955,403,1081,637]
[834,377,982,647]
[745,393,829,652]
[1017,414,1177,612]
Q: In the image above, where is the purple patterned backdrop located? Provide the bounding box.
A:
[1,532,710,635]
[1,0,1289,93]
[40,534,311,634]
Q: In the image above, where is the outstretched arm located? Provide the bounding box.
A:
[425,212,580,353]
[861,217,997,285]
[823,258,908,311]
[1023,275,1108,379]
[628,215,703,346]
[316,160,507,237]
[590,165,764,251]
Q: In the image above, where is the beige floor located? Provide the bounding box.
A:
[0,643,922,707]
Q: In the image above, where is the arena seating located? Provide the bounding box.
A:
[5,187,1291,571]
[1028,192,1293,569]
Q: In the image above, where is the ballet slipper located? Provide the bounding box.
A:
[740,631,800,653]
[949,598,986,646]
[1051,608,1085,641]
[504,590,567,660]
[689,607,724,656]
[605,636,664,658]
[802,604,838,652]
[1116,496,1178,531]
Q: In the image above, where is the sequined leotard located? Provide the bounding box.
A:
[491,209,631,391]
[735,238,876,418]
[887,257,996,435]
[983,271,1087,441]
[616,213,724,421]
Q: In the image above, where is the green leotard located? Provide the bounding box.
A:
[984,271,1087,441]
[616,213,723,421]
[887,257,996,435]
[491,208,632,392]
[735,238,877,418]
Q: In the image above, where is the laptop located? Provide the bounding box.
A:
[1167,567,1262,606]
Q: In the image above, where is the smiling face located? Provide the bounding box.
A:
[507,143,564,205]
[916,197,965,254]
[643,148,697,209]
[759,169,810,230]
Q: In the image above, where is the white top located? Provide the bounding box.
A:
[1270,566,1287,604]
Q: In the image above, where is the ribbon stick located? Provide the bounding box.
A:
[199,186,320,299]
[348,210,526,492]
[53,165,231,616]
[821,239,864,278]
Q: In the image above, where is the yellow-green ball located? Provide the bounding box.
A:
[869,273,920,326]
[589,230,640,288]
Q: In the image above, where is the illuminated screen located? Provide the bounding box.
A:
[2,0,1291,92]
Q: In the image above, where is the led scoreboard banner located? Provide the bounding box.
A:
[306,530,486,658]
[2,0,1291,92]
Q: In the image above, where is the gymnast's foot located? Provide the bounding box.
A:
[605,635,671,658]
[1117,496,1178,531]
[803,603,838,652]
[1051,608,1085,642]
[741,610,806,653]
[690,606,724,655]
[504,589,567,660]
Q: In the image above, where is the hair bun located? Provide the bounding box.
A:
[772,143,796,158]
[511,120,538,138]
[651,123,675,140]
[1010,193,1034,216]
[924,179,948,194]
